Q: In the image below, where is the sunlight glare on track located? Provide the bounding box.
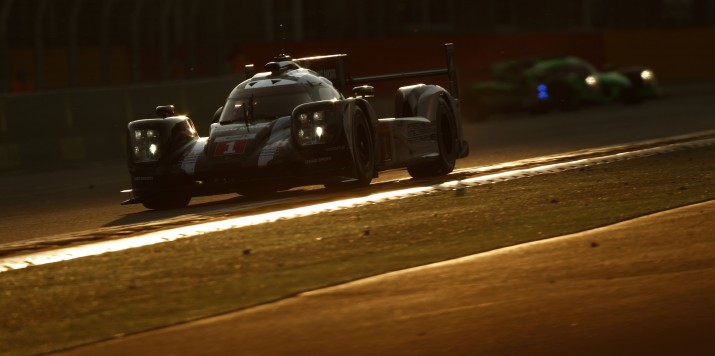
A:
[1,136,714,273]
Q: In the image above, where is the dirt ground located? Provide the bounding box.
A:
[63,200,715,356]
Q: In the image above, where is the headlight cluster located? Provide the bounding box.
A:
[640,70,654,81]
[296,111,328,145]
[133,129,160,162]
[585,75,599,87]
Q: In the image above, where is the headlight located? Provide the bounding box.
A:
[296,110,329,145]
[133,129,161,162]
[299,113,309,124]
[640,70,654,81]
[585,75,598,87]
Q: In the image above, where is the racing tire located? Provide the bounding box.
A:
[141,191,191,210]
[407,98,458,179]
[324,106,375,189]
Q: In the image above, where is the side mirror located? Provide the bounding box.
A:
[212,106,223,124]
[156,105,175,118]
[244,64,255,79]
[353,85,375,98]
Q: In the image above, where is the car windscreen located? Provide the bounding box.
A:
[219,85,312,125]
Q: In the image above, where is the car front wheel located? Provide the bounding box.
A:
[324,106,375,190]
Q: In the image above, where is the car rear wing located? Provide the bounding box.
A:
[246,43,459,99]
[351,43,458,99]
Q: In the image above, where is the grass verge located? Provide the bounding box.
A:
[2,146,715,355]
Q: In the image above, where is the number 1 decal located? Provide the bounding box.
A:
[225,141,236,154]
[214,140,248,156]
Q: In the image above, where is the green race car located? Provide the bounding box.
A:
[468,56,660,119]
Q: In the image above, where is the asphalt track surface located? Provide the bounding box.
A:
[1,81,714,246]
[3,82,715,355]
[63,200,715,356]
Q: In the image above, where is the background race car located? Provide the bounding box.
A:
[123,44,469,210]
[467,56,660,119]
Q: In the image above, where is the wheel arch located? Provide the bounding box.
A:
[396,84,468,158]
[343,98,380,168]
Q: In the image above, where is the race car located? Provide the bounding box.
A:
[467,56,660,119]
[122,44,469,210]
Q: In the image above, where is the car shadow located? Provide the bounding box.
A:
[102,172,470,229]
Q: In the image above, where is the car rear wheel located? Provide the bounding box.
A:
[408,98,458,179]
